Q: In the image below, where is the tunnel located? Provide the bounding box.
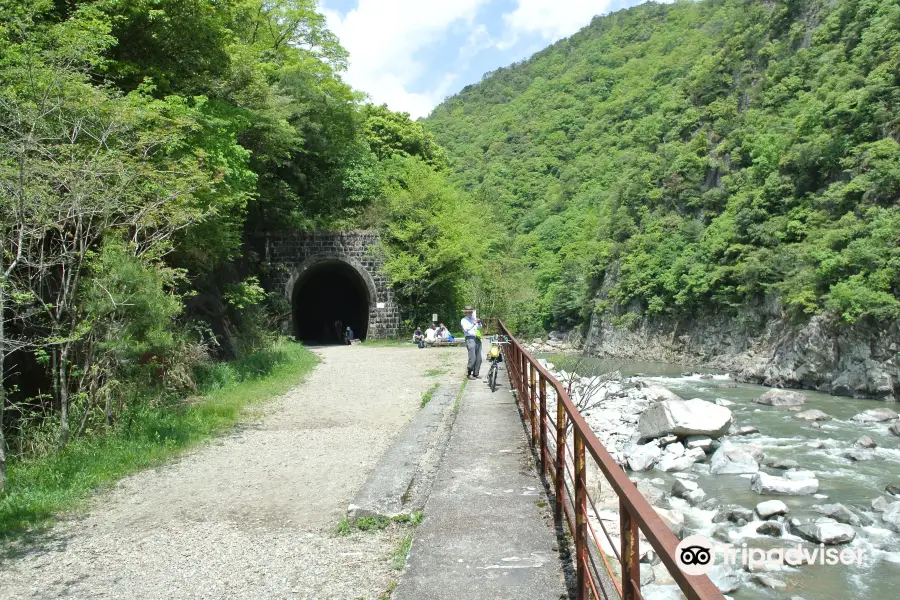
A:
[291,259,371,343]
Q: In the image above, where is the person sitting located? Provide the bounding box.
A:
[437,323,454,342]
[424,325,438,346]
[413,326,425,349]
[345,326,354,345]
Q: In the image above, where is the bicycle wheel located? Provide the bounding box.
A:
[489,364,498,392]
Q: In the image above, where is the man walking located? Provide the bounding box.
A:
[461,306,482,380]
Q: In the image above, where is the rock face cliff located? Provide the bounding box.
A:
[584,269,898,401]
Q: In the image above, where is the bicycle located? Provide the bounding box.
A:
[486,334,510,392]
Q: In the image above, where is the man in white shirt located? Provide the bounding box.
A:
[460,306,482,379]
[424,326,437,346]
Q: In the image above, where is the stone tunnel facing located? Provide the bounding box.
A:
[292,260,370,343]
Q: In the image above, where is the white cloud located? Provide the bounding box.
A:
[322,0,488,118]
[502,0,615,43]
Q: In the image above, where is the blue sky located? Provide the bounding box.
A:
[320,0,674,119]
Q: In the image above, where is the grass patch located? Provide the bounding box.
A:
[355,515,391,531]
[379,580,398,599]
[0,339,318,539]
[335,518,352,536]
[392,532,414,571]
[419,383,440,408]
[454,376,467,409]
[424,368,442,377]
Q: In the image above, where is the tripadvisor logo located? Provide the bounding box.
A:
[675,534,867,576]
[675,536,714,576]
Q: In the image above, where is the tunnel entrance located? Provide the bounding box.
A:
[292,259,370,343]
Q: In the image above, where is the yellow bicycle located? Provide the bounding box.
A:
[486,335,510,392]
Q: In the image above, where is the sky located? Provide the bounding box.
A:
[320,0,673,119]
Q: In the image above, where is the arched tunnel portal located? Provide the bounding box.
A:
[290,259,373,343]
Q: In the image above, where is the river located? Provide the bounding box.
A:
[545,356,900,600]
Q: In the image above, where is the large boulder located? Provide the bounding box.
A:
[653,507,685,537]
[756,522,783,537]
[791,519,856,545]
[712,505,754,525]
[871,496,889,512]
[882,502,900,533]
[889,421,900,437]
[656,454,698,472]
[684,435,713,451]
[812,503,860,526]
[642,385,683,404]
[753,389,808,407]
[751,472,819,496]
[707,564,743,594]
[856,435,877,449]
[794,409,831,421]
[638,399,733,440]
[671,479,706,506]
[756,500,789,519]
[851,407,899,423]
[665,442,685,457]
[635,479,669,507]
[710,442,762,475]
[627,443,662,472]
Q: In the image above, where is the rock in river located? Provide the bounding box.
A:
[756,522,783,537]
[882,502,900,533]
[710,442,762,475]
[850,407,899,423]
[627,443,662,472]
[638,398,733,440]
[672,479,706,506]
[791,518,856,545]
[751,472,819,496]
[713,505,754,525]
[756,500,789,519]
[890,421,900,437]
[794,409,831,421]
[685,435,713,451]
[855,435,877,449]
[753,389,807,407]
[811,503,860,526]
[766,458,798,470]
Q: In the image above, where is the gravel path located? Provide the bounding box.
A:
[1,344,463,600]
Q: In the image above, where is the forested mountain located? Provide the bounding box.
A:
[426,0,899,334]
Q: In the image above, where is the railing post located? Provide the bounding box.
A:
[539,376,547,476]
[555,396,565,523]
[521,352,528,414]
[529,362,537,444]
[574,430,587,599]
[621,498,640,600]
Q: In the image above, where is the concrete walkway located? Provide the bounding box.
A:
[393,372,570,600]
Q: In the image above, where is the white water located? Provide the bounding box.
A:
[550,358,900,600]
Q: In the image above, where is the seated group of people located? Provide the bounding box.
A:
[413,324,455,348]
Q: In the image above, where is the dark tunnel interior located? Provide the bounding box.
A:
[292,260,370,343]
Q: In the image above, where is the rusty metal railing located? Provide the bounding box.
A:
[498,321,725,600]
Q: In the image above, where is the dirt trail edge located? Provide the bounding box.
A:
[1,344,461,600]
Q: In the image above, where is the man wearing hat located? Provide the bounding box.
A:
[460,306,482,380]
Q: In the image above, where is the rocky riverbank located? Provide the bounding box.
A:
[580,299,899,402]
[536,360,900,599]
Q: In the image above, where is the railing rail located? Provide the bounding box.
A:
[498,320,725,600]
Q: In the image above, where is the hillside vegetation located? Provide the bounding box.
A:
[426,0,899,333]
